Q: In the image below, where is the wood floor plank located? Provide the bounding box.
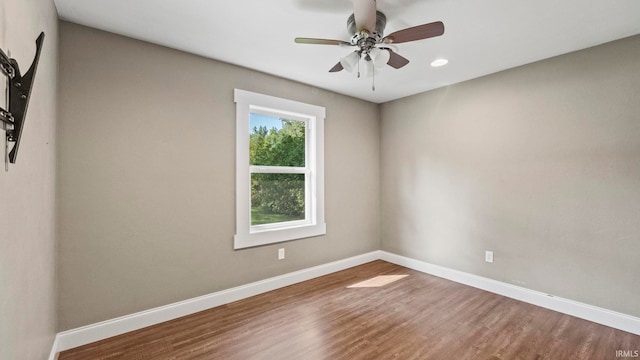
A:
[58,260,640,359]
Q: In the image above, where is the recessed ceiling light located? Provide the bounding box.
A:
[430,58,449,67]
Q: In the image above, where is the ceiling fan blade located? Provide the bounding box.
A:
[352,0,377,33]
[385,49,410,69]
[382,21,445,44]
[295,38,351,46]
[329,62,344,72]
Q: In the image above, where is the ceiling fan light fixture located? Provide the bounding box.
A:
[430,58,449,67]
[370,48,390,69]
[340,51,361,72]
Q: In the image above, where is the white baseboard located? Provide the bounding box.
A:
[51,249,639,357]
[48,334,60,360]
[54,251,381,353]
[379,251,640,336]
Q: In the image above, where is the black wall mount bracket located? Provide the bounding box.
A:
[1,32,45,169]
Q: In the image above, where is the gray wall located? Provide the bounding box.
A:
[381,35,640,317]
[0,0,58,359]
[57,22,380,330]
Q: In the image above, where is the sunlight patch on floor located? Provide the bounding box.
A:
[347,275,409,288]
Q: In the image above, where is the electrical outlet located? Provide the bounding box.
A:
[485,250,494,263]
[278,248,285,260]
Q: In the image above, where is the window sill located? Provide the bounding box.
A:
[234,223,326,249]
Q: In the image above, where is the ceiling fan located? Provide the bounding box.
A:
[295,0,444,87]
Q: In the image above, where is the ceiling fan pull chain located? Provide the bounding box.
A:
[357,58,361,78]
[372,60,376,91]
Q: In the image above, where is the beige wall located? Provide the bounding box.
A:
[0,0,58,359]
[57,22,380,330]
[381,35,640,316]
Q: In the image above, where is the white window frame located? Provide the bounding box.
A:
[234,89,326,249]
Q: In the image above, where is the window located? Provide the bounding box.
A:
[234,89,326,249]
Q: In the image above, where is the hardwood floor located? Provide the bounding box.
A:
[59,260,639,359]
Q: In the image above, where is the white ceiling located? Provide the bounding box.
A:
[53,0,640,104]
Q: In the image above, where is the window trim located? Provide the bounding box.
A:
[234,89,326,249]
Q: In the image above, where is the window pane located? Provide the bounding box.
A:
[249,113,305,167]
[251,173,305,225]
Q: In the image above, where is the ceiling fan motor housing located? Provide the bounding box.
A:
[347,11,387,39]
